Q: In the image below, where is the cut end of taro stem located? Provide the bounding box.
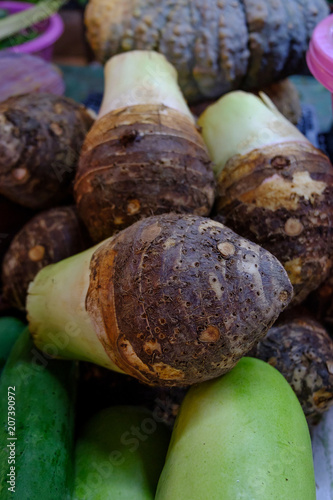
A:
[198,90,306,177]
[98,50,195,122]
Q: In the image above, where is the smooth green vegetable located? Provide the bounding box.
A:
[156,357,316,500]
[0,317,25,372]
[0,328,76,499]
[74,406,170,500]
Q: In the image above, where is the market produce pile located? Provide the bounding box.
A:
[0,0,332,498]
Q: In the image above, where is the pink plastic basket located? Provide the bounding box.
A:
[0,1,64,61]
[307,14,333,108]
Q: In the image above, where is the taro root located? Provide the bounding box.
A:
[27,213,293,387]
[251,317,333,422]
[198,91,333,305]
[2,206,91,311]
[74,51,216,242]
[0,93,94,209]
[84,0,328,102]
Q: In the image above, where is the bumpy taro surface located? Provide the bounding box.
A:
[86,214,293,386]
[75,104,216,242]
[0,93,93,209]
[252,317,333,422]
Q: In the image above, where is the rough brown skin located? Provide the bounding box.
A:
[84,0,328,102]
[214,141,333,305]
[250,317,333,422]
[86,214,293,386]
[2,206,91,311]
[75,104,216,242]
[0,93,94,209]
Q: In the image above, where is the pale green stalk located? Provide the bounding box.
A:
[26,241,123,373]
[98,50,195,122]
[198,91,306,177]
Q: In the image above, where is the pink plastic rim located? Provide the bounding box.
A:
[0,1,64,56]
[306,14,333,92]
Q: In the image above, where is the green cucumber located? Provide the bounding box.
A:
[156,357,316,500]
[74,406,170,500]
[0,317,25,373]
[0,328,76,500]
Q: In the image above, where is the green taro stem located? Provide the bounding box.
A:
[98,50,195,122]
[198,90,306,177]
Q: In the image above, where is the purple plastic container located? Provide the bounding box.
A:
[307,14,333,107]
[0,1,64,61]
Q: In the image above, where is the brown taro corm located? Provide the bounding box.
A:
[75,51,216,243]
[2,206,91,311]
[0,93,93,209]
[75,104,216,242]
[251,316,333,422]
[28,214,293,386]
[83,215,293,385]
[199,91,333,307]
[214,142,333,305]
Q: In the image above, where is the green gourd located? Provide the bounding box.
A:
[0,317,25,372]
[156,357,315,500]
[0,328,76,500]
[74,406,170,500]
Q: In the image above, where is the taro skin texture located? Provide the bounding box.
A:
[0,93,93,209]
[214,142,333,305]
[75,104,216,242]
[2,206,90,310]
[252,317,333,422]
[28,214,293,387]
